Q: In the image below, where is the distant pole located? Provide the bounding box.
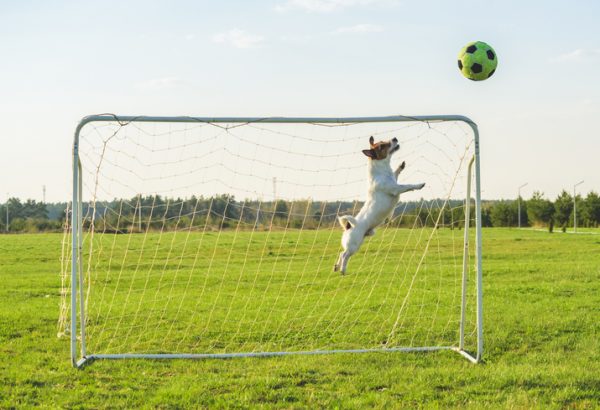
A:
[573,180,584,233]
[138,194,142,232]
[5,193,8,233]
[43,185,46,204]
[518,183,528,228]
[272,177,277,201]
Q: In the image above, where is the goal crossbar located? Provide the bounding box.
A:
[69,114,484,368]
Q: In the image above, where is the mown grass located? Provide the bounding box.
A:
[71,227,476,356]
[1,229,599,408]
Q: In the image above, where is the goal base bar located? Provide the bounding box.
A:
[75,346,480,368]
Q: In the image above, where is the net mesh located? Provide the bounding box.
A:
[60,117,479,355]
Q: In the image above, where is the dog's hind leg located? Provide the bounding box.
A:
[339,251,351,275]
[334,251,344,272]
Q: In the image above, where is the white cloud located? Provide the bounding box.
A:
[582,98,593,105]
[137,77,184,90]
[334,23,384,34]
[212,29,265,49]
[276,0,399,13]
[552,48,600,63]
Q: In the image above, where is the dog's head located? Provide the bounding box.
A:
[362,136,399,160]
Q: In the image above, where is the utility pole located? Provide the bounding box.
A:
[518,183,528,228]
[270,177,278,231]
[5,193,9,233]
[573,180,584,233]
[43,185,46,204]
[136,194,142,232]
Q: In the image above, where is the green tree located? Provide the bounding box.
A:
[480,206,492,227]
[582,191,600,227]
[554,190,573,230]
[313,211,322,222]
[527,191,555,229]
[211,194,239,227]
[274,200,289,219]
[6,198,24,219]
[490,201,517,227]
[0,204,5,231]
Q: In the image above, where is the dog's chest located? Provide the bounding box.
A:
[362,165,398,221]
[365,181,398,220]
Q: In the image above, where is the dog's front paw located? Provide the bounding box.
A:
[395,161,406,175]
[417,183,426,190]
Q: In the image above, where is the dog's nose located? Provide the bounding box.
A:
[392,137,398,143]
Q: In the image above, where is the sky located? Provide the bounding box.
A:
[1,0,599,202]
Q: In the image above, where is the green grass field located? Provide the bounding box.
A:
[1,228,599,408]
[60,226,479,358]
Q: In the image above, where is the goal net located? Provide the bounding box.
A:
[60,115,483,367]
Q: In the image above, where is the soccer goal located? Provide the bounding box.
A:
[60,114,483,368]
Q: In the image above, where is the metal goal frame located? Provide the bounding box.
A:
[70,114,483,368]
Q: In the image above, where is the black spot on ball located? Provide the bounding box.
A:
[466,45,477,53]
[471,63,483,74]
[458,60,463,70]
[487,50,495,60]
[488,68,496,78]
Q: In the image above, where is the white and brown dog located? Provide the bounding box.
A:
[334,136,425,274]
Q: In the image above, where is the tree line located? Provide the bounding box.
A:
[1,190,599,233]
[484,190,600,232]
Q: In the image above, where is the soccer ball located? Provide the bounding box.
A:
[457,41,498,81]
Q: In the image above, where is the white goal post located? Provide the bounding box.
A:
[62,114,483,368]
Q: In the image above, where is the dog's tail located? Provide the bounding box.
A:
[338,215,357,230]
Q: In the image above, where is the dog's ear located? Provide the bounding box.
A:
[362,149,376,159]
[369,136,375,147]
